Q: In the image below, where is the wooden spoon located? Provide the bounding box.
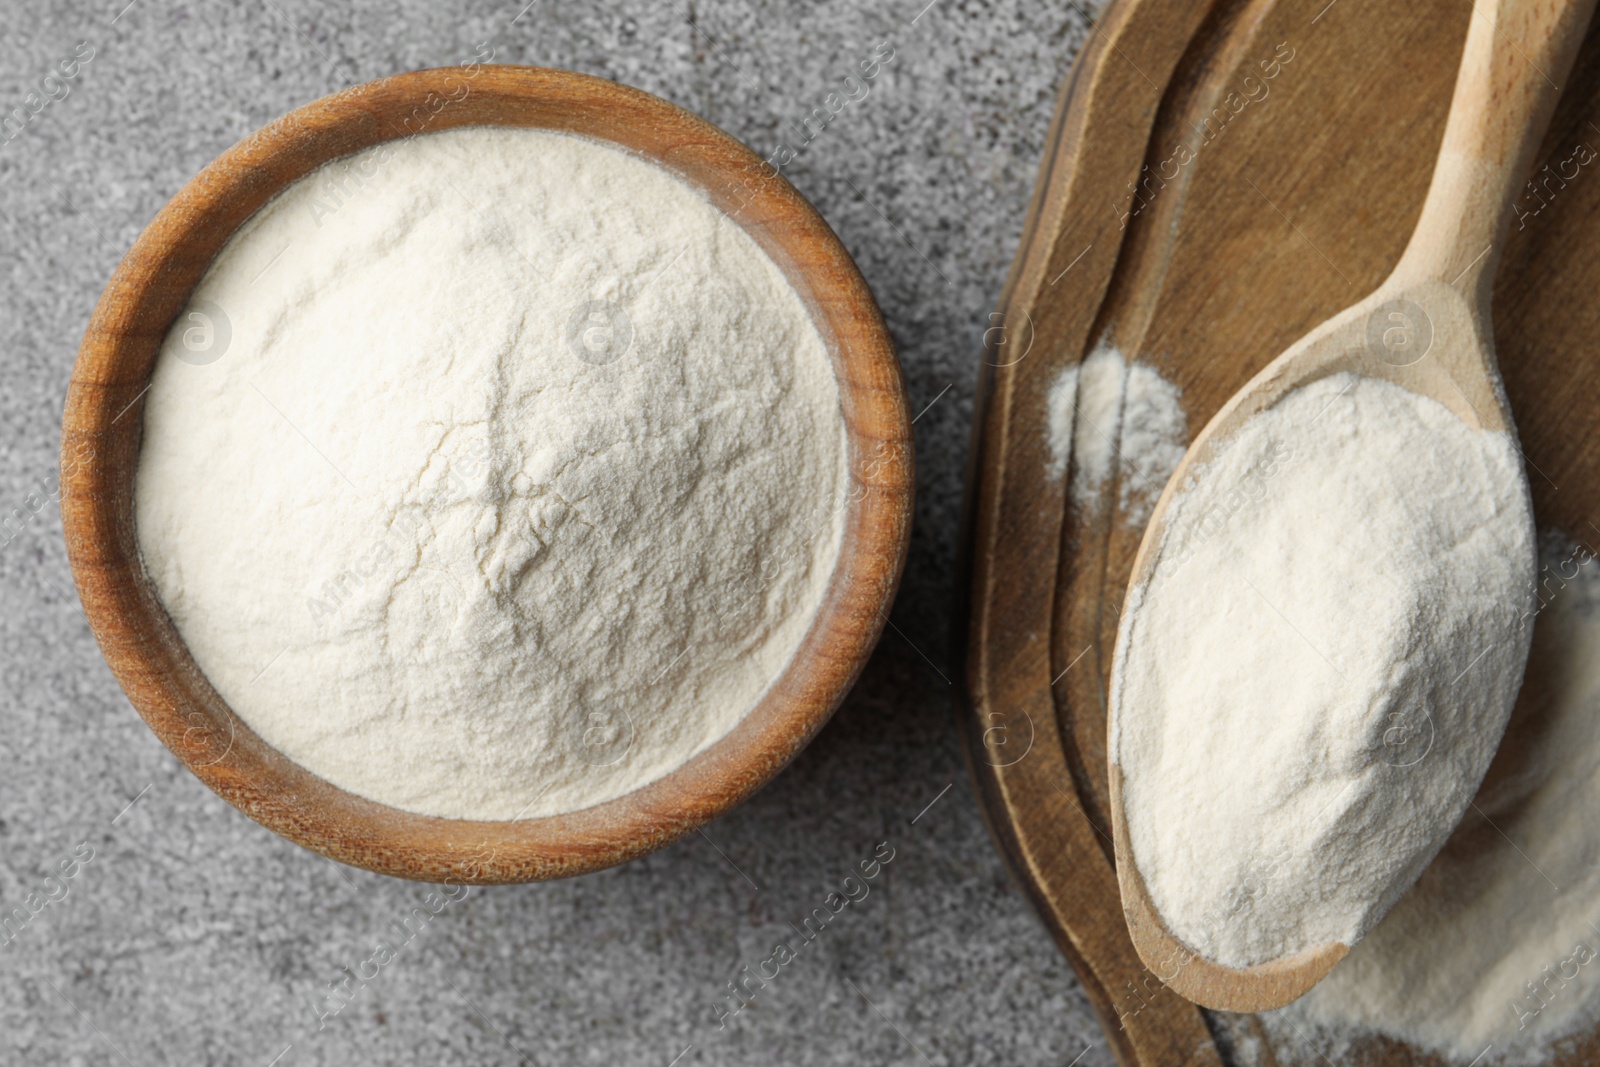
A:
[1106,0,1599,1013]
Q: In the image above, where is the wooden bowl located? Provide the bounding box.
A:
[60,66,913,884]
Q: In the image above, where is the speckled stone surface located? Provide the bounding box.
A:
[0,1,1115,1063]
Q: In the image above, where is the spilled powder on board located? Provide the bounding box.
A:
[1045,342,1186,523]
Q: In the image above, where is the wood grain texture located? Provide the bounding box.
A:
[60,66,913,884]
[956,0,1226,1062]
[962,0,1600,1060]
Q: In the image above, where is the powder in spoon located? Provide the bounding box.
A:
[134,126,847,820]
[1276,537,1600,1065]
[1110,372,1536,968]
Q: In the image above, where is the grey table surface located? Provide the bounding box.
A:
[0,1,1114,1063]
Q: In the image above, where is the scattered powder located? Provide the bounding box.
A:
[1282,537,1600,1065]
[1110,373,1536,968]
[1068,345,1126,511]
[1045,342,1186,522]
[1117,361,1188,521]
[134,127,847,820]
[1044,364,1078,482]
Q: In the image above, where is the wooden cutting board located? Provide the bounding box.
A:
[958,0,1600,1063]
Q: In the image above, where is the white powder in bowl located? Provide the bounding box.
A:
[134,126,847,821]
[1110,372,1536,968]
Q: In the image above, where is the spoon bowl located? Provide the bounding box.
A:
[59,66,914,883]
[1108,0,1597,1011]
[1107,282,1493,1013]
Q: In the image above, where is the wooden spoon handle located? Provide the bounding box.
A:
[1396,0,1598,293]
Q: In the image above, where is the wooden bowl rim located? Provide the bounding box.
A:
[60,65,913,883]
